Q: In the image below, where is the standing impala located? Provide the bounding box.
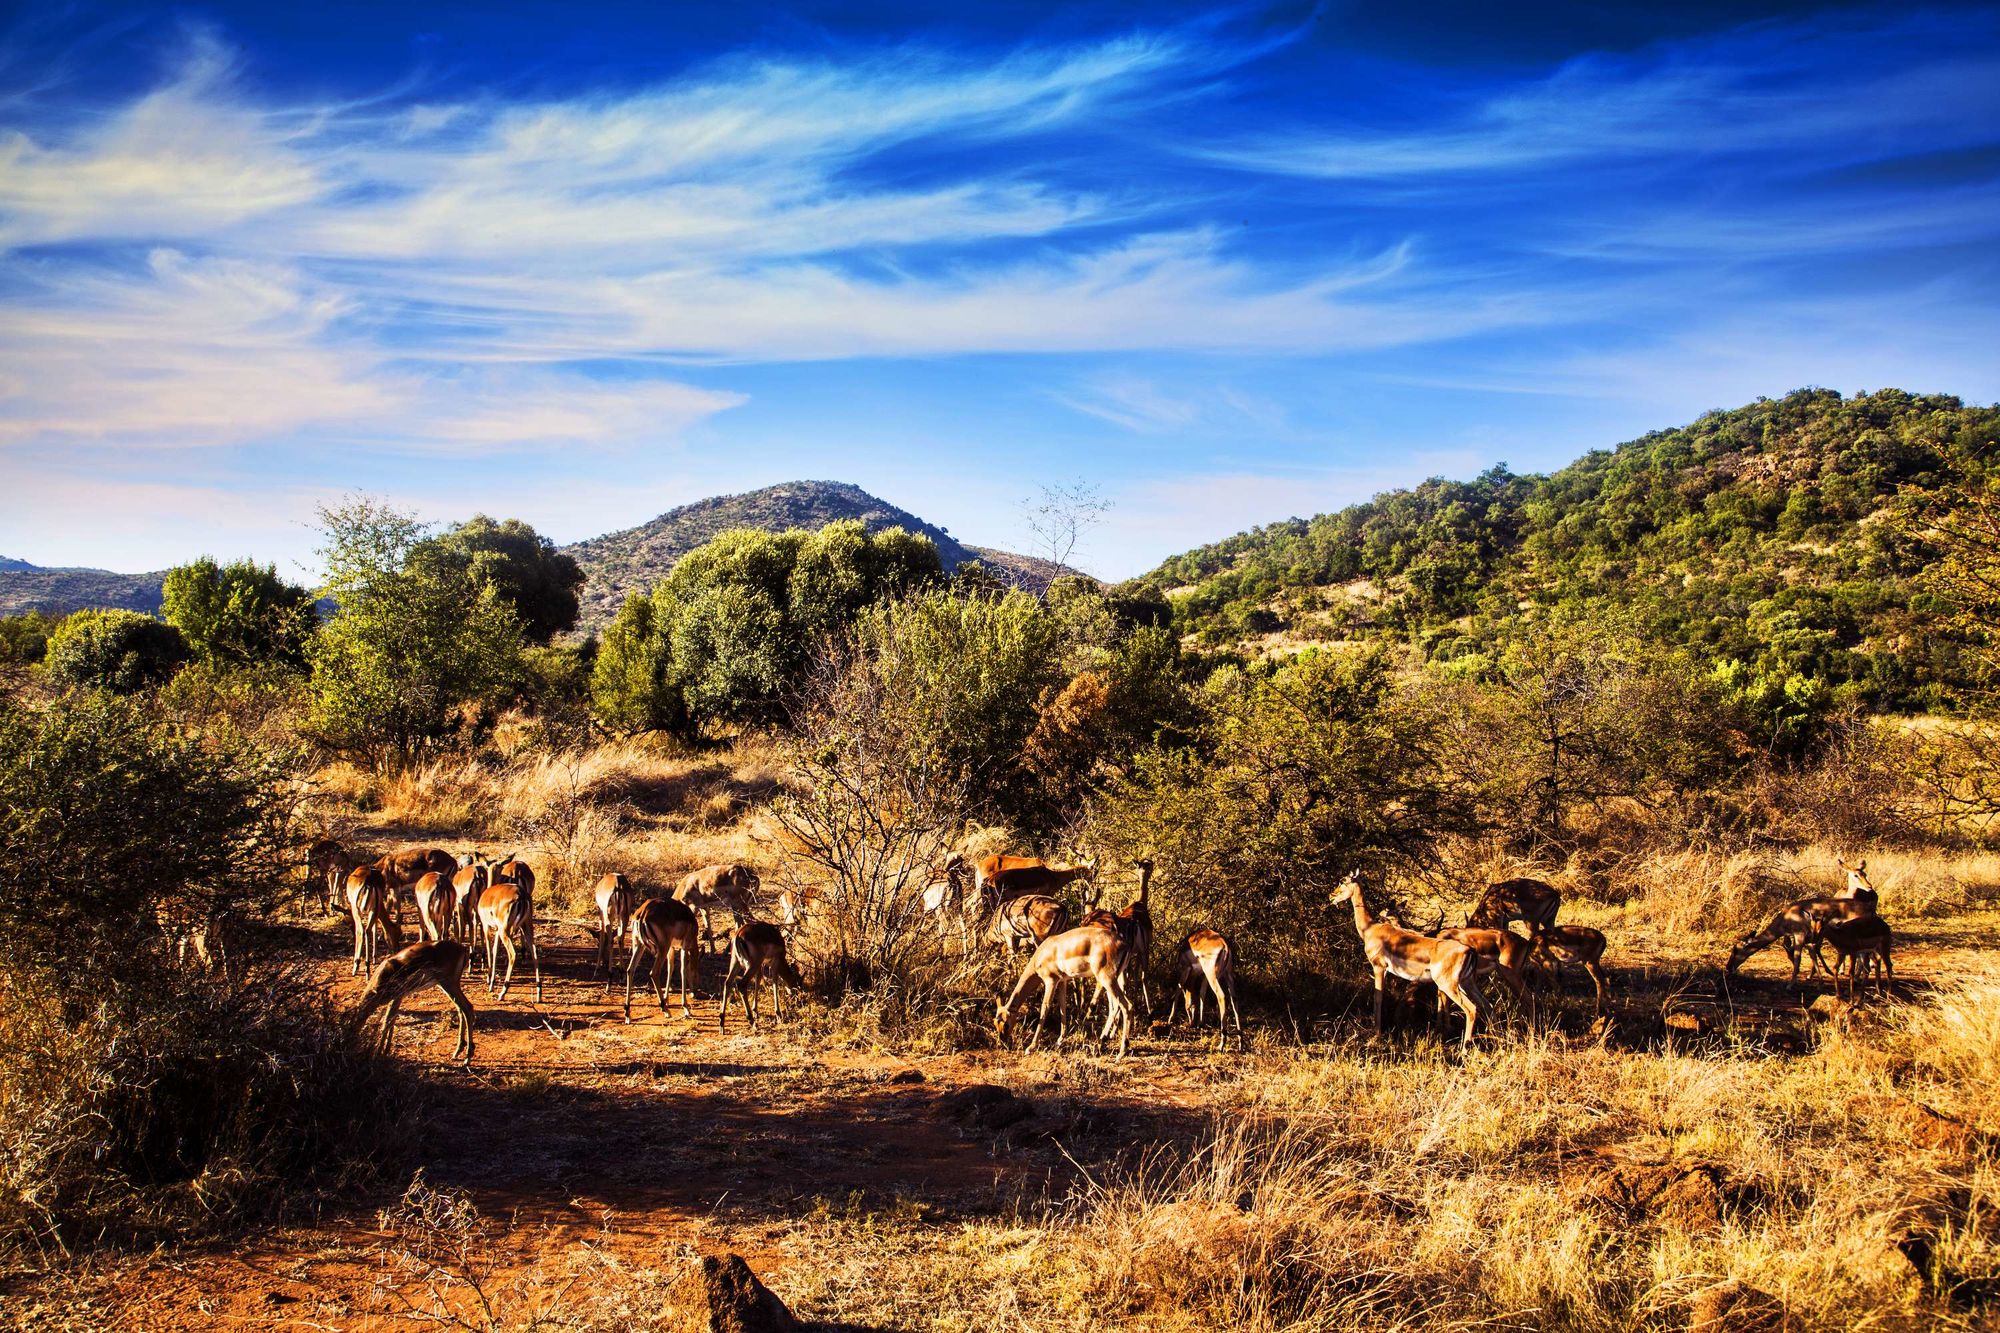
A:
[1331,876,1489,1047]
[1170,927,1243,1050]
[345,864,402,976]
[625,896,701,1021]
[477,876,542,1002]
[594,872,638,987]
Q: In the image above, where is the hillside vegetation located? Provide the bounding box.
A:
[1154,388,1997,720]
[565,480,1060,629]
[0,563,166,618]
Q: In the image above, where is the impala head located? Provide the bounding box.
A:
[1839,859,1873,895]
[1328,875,1361,907]
[1725,932,1761,975]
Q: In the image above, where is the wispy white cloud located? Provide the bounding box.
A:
[1055,372,1287,434]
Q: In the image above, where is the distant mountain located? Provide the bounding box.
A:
[0,565,166,618]
[0,557,35,572]
[563,480,1064,629]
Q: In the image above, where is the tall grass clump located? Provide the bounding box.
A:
[0,691,406,1252]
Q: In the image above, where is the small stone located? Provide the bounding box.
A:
[936,1083,1035,1131]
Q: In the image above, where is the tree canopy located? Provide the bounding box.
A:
[161,557,316,668]
[415,515,584,645]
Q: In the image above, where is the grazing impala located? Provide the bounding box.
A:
[625,896,701,1021]
[348,941,475,1064]
[594,873,638,986]
[677,864,761,952]
[984,857,1096,907]
[1727,897,1877,981]
[718,922,804,1031]
[1527,924,1609,1017]
[1468,877,1562,936]
[1821,915,1894,997]
[996,921,1136,1057]
[1332,876,1489,1047]
[1170,927,1243,1050]
[345,864,402,976]
[309,840,358,915]
[477,878,542,1002]
[987,893,1070,954]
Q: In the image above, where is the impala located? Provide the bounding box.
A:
[625,896,701,1020]
[677,863,761,952]
[1331,876,1489,1047]
[984,857,1096,907]
[348,940,475,1065]
[1467,877,1562,936]
[373,847,458,924]
[987,893,1070,954]
[1527,924,1609,1017]
[996,921,1135,1057]
[410,871,457,943]
[345,864,402,976]
[718,921,804,1031]
[1821,915,1894,997]
[477,879,543,1002]
[1079,860,1155,1011]
[449,861,490,957]
[1437,925,1538,1029]
[594,872,638,987]
[1169,927,1243,1050]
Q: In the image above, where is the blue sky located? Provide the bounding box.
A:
[2,1,1997,580]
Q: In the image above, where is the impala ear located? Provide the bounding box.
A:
[1856,860,1867,873]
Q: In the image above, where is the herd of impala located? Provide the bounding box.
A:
[319,838,1899,1066]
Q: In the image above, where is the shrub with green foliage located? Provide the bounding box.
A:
[1093,649,1485,993]
[42,609,188,692]
[0,691,396,1250]
[0,611,59,668]
[415,515,584,645]
[591,520,942,734]
[161,556,316,668]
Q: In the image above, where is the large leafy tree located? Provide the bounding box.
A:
[306,499,525,768]
[161,557,316,668]
[42,610,188,693]
[416,515,584,645]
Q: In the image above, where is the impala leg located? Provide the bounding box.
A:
[1206,969,1229,1049]
[677,945,694,1017]
[1030,977,1060,1050]
[351,908,366,976]
[623,936,642,1022]
[378,998,402,1054]
[498,934,516,1001]
[1372,965,1388,1035]
[529,924,542,1003]
[440,974,475,1064]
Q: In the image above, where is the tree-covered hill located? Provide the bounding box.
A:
[1147,388,2000,717]
[563,480,1059,630]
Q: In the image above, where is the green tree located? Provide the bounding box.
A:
[589,520,943,734]
[160,557,316,667]
[42,610,188,693]
[416,515,584,644]
[306,499,525,768]
[0,611,59,668]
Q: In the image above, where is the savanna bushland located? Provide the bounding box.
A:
[3,387,2000,1331]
